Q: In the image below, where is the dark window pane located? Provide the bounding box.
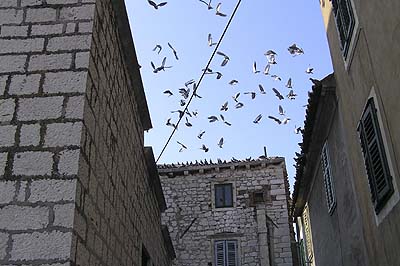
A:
[215,184,233,208]
[215,185,225,208]
[224,184,233,207]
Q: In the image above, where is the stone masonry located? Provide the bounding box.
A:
[0,0,174,266]
[159,157,295,266]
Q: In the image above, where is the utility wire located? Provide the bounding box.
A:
[156,0,243,163]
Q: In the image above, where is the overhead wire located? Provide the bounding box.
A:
[156,0,243,163]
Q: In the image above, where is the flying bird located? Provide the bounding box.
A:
[258,84,266,94]
[167,42,179,60]
[282,117,291,124]
[220,114,231,126]
[192,110,199,117]
[163,90,173,96]
[232,92,240,102]
[253,114,262,124]
[268,116,282,124]
[185,117,192,127]
[264,50,277,56]
[271,74,281,81]
[152,57,172,73]
[199,0,213,9]
[216,51,230,66]
[171,110,184,118]
[200,144,209,152]
[215,71,223,79]
[229,79,239,86]
[179,87,190,99]
[220,101,228,111]
[177,141,187,152]
[235,102,244,109]
[218,137,224,148]
[263,64,271,75]
[208,116,219,122]
[152,44,162,54]
[288,43,304,56]
[285,78,292,88]
[147,0,167,9]
[208,33,217,46]
[215,3,227,17]
[244,92,257,99]
[287,90,297,100]
[253,61,260,74]
[272,88,284,100]
[197,130,206,139]
[278,105,285,115]
[185,79,195,88]
[180,99,186,106]
[294,126,303,135]
[166,118,177,128]
[306,66,314,74]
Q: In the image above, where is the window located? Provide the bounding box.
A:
[358,98,394,213]
[331,0,355,57]
[321,142,337,214]
[214,240,238,266]
[215,184,233,208]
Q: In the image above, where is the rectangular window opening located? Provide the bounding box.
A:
[215,184,234,208]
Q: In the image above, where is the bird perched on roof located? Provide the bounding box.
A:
[309,78,321,86]
[168,42,179,60]
[215,3,227,17]
[148,0,167,9]
[216,51,230,66]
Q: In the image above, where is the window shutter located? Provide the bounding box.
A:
[215,241,225,266]
[358,98,393,213]
[226,241,238,266]
[321,142,336,213]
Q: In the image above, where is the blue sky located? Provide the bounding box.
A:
[125,0,333,189]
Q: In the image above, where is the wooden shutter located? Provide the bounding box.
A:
[226,241,238,266]
[321,142,336,213]
[358,98,393,213]
[215,241,225,266]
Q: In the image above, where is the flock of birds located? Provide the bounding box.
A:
[145,0,320,155]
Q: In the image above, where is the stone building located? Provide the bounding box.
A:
[0,0,174,265]
[159,157,295,266]
[292,1,400,265]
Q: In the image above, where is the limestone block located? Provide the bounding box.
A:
[0,9,23,24]
[31,24,64,36]
[0,75,7,96]
[43,71,87,94]
[0,181,15,204]
[58,149,80,175]
[60,5,95,21]
[44,122,82,147]
[28,53,73,71]
[0,98,15,122]
[20,0,42,6]
[0,0,17,7]
[25,8,57,23]
[0,232,8,260]
[0,55,27,74]
[75,52,90,69]
[0,25,28,37]
[9,74,41,95]
[53,203,75,228]
[65,96,85,119]
[10,231,72,260]
[17,96,63,121]
[0,39,44,54]
[0,206,49,230]
[13,151,53,176]
[0,125,16,147]
[19,124,41,147]
[47,35,92,52]
[29,179,76,203]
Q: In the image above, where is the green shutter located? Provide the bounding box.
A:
[358,98,394,213]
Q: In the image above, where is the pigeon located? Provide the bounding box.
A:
[171,110,184,118]
[208,33,217,46]
[271,74,281,81]
[200,144,209,152]
[282,117,291,124]
[192,110,199,117]
[235,102,244,109]
[272,88,284,100]
[220,114,232,126]
[215,71,223,79]
[294,126,303,134]
[306,66,314,74]
[166,118,177,128]
[163,90,173,96]
[309,78,321,86]
[287,90,297,100]
[263,64,271,75]
[152,57,172,73]
[253,114,262,124]
[199,0,213,10]
[258,84,266,94]
[278,105,285,115]
[177,141,187,152]
[150,61,157,73]
[220,101,228,111]
[218,137,224,148]
[148,0,167,9]
[231,157,240,163]
[185,79,195,88]
[268,116,282,124]
[288,43,304,56]
[216,51,230,66]
[152,44,162,54]
[185,117,192,127]
[253,61,260,74]
[179,88,190,99]
[264,50,277,56]
[232,92,240,102]
[244,92,257,99]
[202,67,213,73]
[185,109,192,117]
[285,78,292,88]
[208,116,219,122]
[268,54,277,64]
[197,130,206,139]
[168,42,179,60]
[229,79,239,86]
[180,99,186,106]
[215,3,227,17]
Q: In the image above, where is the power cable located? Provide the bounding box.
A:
[156,0,243,163]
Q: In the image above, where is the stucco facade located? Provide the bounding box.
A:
[0,0,174,265]
[159,158,295,266]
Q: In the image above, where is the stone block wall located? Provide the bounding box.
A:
[159,158,294,266]
[0,0,173,265]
